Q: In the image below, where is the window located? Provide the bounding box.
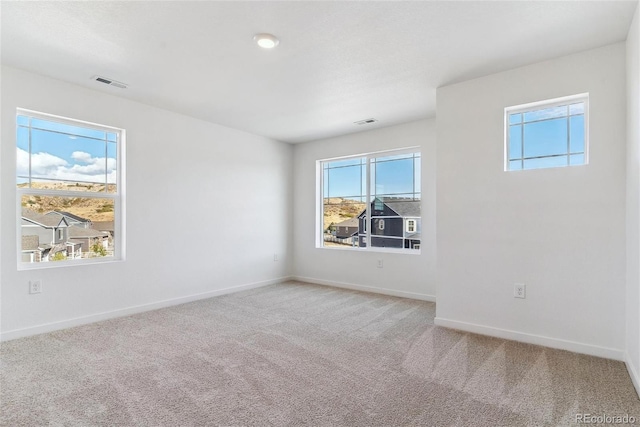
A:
[406,219,416,233]
[505,94,588,171]
[17,109,124,267]
[319,148,421,252]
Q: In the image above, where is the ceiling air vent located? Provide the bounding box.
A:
[354,118,377,125]
[92,75,127,89]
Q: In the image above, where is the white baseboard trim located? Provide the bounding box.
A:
[292,275,436,302]
[434,317,624,361]
[625,351,640,399]
[0,276,292,342]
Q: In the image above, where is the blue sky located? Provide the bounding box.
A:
[508,102,585,170]
[17,116,117,185]
[324,153,421,201]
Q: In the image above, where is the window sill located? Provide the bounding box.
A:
[316,245,421,255]
[17,257,124,271]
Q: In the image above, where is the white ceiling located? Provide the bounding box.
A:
[1,1,637,143]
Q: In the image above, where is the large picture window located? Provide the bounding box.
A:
[17,109,124,267]
[505,93,588,171]
[319,149,421,252]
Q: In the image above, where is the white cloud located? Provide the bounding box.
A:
[71,151,93,163]
[17,148,117,184]
[17,148,68,177]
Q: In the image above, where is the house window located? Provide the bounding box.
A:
[505,94,588,171]
[319,148,421,252]
[17,109,124,268]
[406,219,416,233]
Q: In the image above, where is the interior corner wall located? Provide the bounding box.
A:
[626,4,640,390]
[291,119,436,300]
[435,43,627,360]
[0,66,293,340]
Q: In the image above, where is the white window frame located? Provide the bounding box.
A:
[316,147,421,254]
[504,93,589,171]
[378,219,385,231]
[16,108,126,270]
[406,219,416,233]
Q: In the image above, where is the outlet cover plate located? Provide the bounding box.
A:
[29,280,42,294]
[514,283,525,299]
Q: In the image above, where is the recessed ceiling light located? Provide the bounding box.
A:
[254,33,279,49]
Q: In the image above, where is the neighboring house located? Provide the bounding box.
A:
[21,209,73,262]
[46,211,109,253]
[21,209,109,262]
[92,221,115,240]
[45,211,93,229]
[21,235,41,263]
[68,226,109,253]
[357,198,421,249]
[334,217,359,239]
[333,217,359,246]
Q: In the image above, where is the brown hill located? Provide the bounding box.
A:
[18,182,116,221]
[323,198,366,231]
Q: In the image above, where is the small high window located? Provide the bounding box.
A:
[505,94,588,171]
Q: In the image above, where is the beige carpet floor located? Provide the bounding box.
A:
[1,281,639,426]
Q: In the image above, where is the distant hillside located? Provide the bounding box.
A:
[18,182,116,221]
[323,198,365,231]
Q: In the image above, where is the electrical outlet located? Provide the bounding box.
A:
[377,259,384,268]
[273,254,278,262]
[29,280,42,294]
[514,283,525,299]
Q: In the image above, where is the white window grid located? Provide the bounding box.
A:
[16,108,125,269]
[504,93,589,171]
[318,147,421,253]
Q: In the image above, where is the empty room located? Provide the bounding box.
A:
[1,1,640,425]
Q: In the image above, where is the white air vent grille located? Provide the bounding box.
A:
[354,118,377,125]
[92,75,127,89]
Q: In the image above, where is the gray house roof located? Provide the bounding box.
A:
[68,226,108,239]
[92,221,114,233]
[22,209,69,228]
[45,211,91,224]
[382,198,421,217]
[356,198,421,218]
[334,217,359,228]
[21,235,39,251]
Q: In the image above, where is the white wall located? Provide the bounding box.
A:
[626,5,640,391]
[0,66,293,339]
[435,43,627,360]
[292,119,437,300]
